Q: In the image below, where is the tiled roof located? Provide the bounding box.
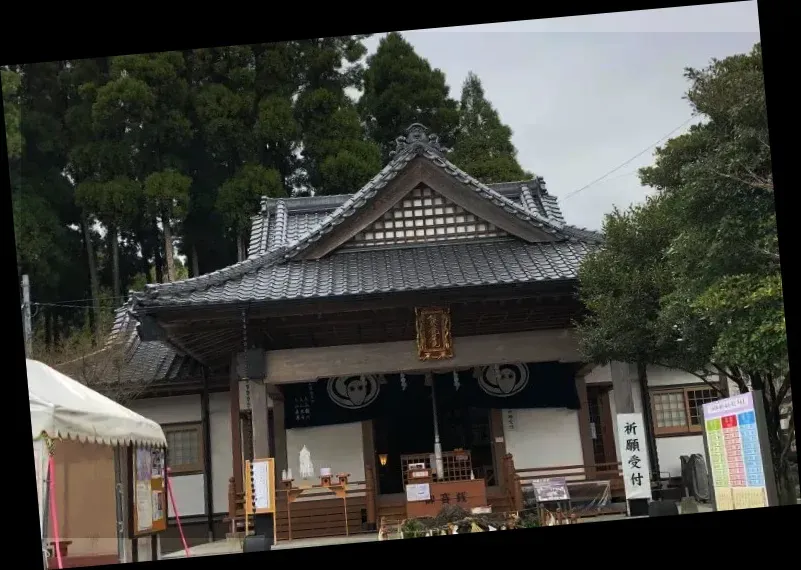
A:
[278,148,582,261]
[142,239,596,307]
[248,178,574,258]
[106,296,200,384]
[139,124,602,309]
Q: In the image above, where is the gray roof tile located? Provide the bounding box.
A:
[141,239,596,307]
[138,124,603,309]
[106,295,199,384]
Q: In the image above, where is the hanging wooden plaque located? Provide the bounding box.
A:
[415,307,453,361]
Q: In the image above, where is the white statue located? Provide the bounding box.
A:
[299,445,314,480]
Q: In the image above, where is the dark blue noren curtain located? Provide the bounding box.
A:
[282,362,580,429]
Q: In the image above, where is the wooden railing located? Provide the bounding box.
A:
[227,464,378,539]
[500,455,625,512]
[515,462,624,485]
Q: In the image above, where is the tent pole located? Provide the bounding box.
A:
[113,447,126,564]
[41,452,51,569]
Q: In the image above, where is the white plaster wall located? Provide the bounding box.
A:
[285,422,365,481]
[585,364,611,384]
[656,435,706,478]
[209,392,233,513]
[646,366,705,387]
[502,408,584,469]
[129,393,234,516]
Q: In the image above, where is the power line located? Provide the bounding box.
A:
[32,301,115,310]
[562,114,698,201]
[36,294,131,305]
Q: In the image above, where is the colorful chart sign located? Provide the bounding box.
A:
[702,392,771,511]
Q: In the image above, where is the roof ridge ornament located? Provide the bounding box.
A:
[390,123,450,158]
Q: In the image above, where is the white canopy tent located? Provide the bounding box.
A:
[28,359,167,567]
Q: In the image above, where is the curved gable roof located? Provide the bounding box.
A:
[136,124,602,309]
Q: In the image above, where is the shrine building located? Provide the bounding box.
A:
[108,124,720,549]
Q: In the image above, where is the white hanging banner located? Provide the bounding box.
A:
[616,413,653,501]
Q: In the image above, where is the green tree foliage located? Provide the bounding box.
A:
[74,177,140,298]
[144,169,192,282]
[6,36,531,359]
[217,164,285,259]
[295,37,381,194]
[449,72,531,183]
[359,32,459,161]
[577,43,794,502]
[2,67,22,161]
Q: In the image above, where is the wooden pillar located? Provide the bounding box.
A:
[575,373,596,479]
[201,368,215,540]
[610,361,635,414]
[229,357,243,497]
[489,409,507,488]
[270,390,288,477]
[126,446,137,563]
[361,421,377,489]
[250,382,270,458]
[364,464,377,529]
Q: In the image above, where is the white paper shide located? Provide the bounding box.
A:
[299,445,314,480]
[616,412,653,501]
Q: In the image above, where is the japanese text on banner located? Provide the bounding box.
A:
[616,413,653,501]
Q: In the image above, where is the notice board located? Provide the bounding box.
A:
[132,447,167,536]
[245,458,276,515]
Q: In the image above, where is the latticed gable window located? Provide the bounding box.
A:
[349,185,507,248]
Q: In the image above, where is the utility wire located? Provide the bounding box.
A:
[562,114,698,201]
[32,301,115,310]
[35,294,131,305]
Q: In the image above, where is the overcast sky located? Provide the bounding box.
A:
[363,1,761,230]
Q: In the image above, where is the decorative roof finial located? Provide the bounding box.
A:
[390,123,450,158]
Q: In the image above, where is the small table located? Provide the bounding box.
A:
[282,484,350,540]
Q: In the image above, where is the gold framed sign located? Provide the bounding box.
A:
[415,307,453,361]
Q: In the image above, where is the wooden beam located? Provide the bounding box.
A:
[575,374,595,478]
[361,421,377,494]
[489,409,507,488]
[229,358,243,498]
[272,396,288,477]
[265,329,580,384]
[201,368,215,541]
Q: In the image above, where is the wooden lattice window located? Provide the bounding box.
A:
[164,423,204,474]
[400,451,473,486]
[651,386,720,436]
[349,185,507,248]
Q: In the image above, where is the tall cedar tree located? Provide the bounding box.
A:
[449,72,531,183]
[295,36,381,195]
[359,33,459,161]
